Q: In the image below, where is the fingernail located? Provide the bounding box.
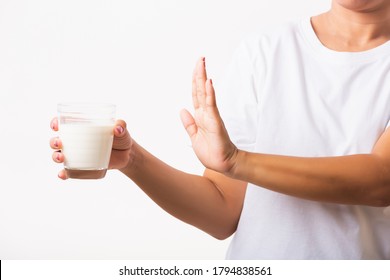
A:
[116,126,124,134]
[56,153,60,161]
[54,140,58,148]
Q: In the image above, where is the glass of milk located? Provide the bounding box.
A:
[58,103,116,179]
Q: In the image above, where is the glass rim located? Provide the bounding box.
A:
[58,103,116,113]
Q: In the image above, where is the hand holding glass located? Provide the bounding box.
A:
[57,103,116,179]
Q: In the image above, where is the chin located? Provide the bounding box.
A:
[334,0,387,12]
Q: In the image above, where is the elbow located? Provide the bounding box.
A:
[212,231,235,241]
[209,225,237,241]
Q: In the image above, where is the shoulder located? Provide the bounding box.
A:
[230,18,306,76]
[238,18,307,56]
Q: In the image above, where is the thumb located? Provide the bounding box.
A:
[113,119,132,150]
[180,109,197,140]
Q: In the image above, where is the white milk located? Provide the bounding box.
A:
[59,123,114,170]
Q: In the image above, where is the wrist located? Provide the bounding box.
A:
[224,148,248,180]
[119,140,142,177]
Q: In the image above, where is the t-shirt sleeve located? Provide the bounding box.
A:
[217,38,265,152]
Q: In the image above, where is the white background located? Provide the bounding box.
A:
[0,0,329,259]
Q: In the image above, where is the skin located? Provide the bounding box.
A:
[50,0,390,240]
[311,0,390,51]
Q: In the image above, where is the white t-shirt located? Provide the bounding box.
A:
[219,18,390,259]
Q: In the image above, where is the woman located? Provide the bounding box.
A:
[50,0,390,259]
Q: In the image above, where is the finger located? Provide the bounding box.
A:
[58,169,68,180]
[180,109,197,140]
[112,119,132,150]
[50,137,62,150]
[204,79,223,123]
[206,79,225,124]
[196,57,207,109]
[113,119,127,137]
[199,56,207,79]
[50,117,58,131]
[52,151,64,163]
[206,79,217,108]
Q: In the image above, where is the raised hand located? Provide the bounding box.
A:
[180,57,238,174]
[50,118,133,179]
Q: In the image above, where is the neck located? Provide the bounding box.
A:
[329,2,390,40]
[312,1,390,52]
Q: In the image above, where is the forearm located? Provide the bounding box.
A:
[120,141,244,239]
[229,150,390,206]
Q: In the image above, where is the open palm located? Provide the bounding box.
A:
[180,58,238,174]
